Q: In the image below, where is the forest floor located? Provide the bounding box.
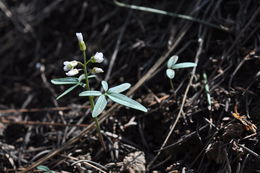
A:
[0,0,260,172]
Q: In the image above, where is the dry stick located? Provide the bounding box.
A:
[104,10,131,81]
[63,155,107,173]
[237,143,260,159]
[147,37,203,169]
[228,51,253,88]
[225,6,260,57]
[20,13,192,173]
[0,119,89,128]
[207,6,260,88]
[71,160,107,173]
[223,148,232,173]
[158,124,209,152]
[19,115,98,173]
[0,106,89,115]
[0,0,33,33]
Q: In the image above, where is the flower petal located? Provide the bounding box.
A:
[66,69,79,76]
[76,33,83,42]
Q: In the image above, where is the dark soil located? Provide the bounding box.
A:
[1,0,260,172]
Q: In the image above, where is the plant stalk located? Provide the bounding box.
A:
[169,79,174,90]
[82,50,106,151]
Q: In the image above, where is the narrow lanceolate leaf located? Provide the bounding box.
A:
[56,84,79,100]
[166,69,175,79]
[92,95,107,118]
[108,83,131,93]
[51,77,78,85]
[107,93,147,112]
[167,55,178,68]
[101,81,108,91]
[79,90,102,97]
[172,62,197,69]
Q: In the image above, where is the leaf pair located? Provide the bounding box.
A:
[79,81,147,117]
[166,55,197,79]
[51,74,95,100]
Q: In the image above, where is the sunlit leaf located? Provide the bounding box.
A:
[167,55,178,68]
[108,83,131,93]
[101,81,108,91]
[92,95,107,117]
[56,84,79,100]
[79,90,102,97]
[166,69,175,79]
[172,62,197,69]
[107,93,147,112]
[51,77,78,85]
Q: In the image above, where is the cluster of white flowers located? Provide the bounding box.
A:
[63,33,105,77]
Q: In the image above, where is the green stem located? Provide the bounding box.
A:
[94,117,107,150]
[169,79,174,90]
[82,50,106,151]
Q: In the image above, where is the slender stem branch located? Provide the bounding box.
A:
[169,79,174,90]
[82,51,95,109]
[94,117,106,150]
[82,50,106,151]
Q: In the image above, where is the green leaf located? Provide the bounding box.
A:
[166,69,175,79]
[92,95,107,117]
[108,83,131,93]
[107,93,147,112]
[56,84,79,100]
[167,55,178,68]
[37,165,50,171]
[51,77,78,85]
[79,90,102,97]
[101,81,108,91]
[172,62,197,69]
[78,74,96,82]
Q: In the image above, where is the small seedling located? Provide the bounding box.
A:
[51,33,147,150]
[166,55,197,89]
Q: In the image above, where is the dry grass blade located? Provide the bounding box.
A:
[114,0,229,31]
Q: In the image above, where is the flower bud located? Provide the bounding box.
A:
[76,32,86,51]
[76,33,83,42]
[91,67,104,74]
[66,69,79,76]
[92,52,104,63]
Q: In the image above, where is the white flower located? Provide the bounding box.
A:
[66,69,79,76]
[63,60,78,71]
[93,52,104,63]
[76,33,83,42]
[92,67,104,74]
